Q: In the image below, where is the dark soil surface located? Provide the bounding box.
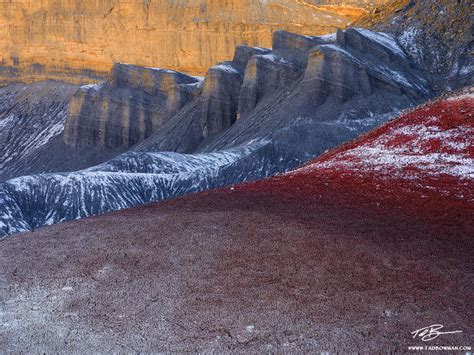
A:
[1,182,472,352]
[1,94,472,352]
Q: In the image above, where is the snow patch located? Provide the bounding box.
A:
[447,92,474,101]
[318,32,337,42]
[145,67,177,74]
[257,53,290,65]
[80,82,105,91]
[353,28,407,58]
[212,64,239,74]
[398,26,420,58]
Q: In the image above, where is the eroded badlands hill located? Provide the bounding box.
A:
[0,0,389,85]
[0,0,471,239]
[356,0,472,88]
[244,91,473,209]
[1,93,472,352]
[0,27,431,236]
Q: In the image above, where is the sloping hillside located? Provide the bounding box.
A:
[355,0,473,89]
[1,27,430,237]
[1,93,472,352]
[246,90,473,210]
[0,82,75,173]
[0,82,125,181]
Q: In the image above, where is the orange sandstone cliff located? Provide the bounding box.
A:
[0,0,389,85]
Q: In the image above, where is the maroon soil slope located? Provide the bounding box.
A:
[1,93,473,352]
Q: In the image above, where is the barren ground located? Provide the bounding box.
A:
[1,95,472,352]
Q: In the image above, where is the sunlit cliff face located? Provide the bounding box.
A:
[0,0,389,85]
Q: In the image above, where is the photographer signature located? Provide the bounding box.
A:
[411,324,462,341]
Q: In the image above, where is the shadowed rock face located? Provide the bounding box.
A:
[238,31,327,116]
[299,28,428,106]
[63,50,252,152]
[0,81,128,181]
[64,64,201,148]
[0,26,439,237]
[202,27,432,153]
[355,0,473,90]
[272,30,328,70]
[109,46,268,153]
[0,82,77,178]
[238,53,301,116]
[302,47,372,105]
[138,26,432,156]
[200,66,241,139]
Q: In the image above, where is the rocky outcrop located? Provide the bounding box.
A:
[238,31,330,115]
[0,81,130,181]
[0,0,390,86]
[203,27,431,153]
[0,25,440,237]
[64,64,201,148]
[272,30,329,69]
[236,31,329,117]
[138,26,431,155]
[355,0,473,90]
[61,26,432,155]
[0,82,76,179]
[2,25,435,181]
[134,47,263,153]
[200,65,241,139]
[238,53,299,115]
[300,28,429,106]
[64,58,246,151]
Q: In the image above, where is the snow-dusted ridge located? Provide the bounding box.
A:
[0,139,271,237]
[0,82,77,177]
[212,63,240,74]
[80,82,105,91]
[353,28,408,59]
[291,92,474,195]
[0,27,443,238]
[317,41,429,95]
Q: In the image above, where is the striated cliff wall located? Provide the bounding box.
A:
[64,64,201,148]
[356,0,473,89]
[64,25,432,151]
[0,0,389,85]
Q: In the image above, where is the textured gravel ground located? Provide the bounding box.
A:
[1,95,472,352]
[1,183,472,352]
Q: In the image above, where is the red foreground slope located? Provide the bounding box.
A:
[239,91,474,223]
[1,93,473,352]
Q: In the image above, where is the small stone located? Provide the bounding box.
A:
[245,325,255,332]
